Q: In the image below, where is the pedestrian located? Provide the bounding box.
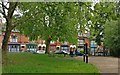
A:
[75,49,78,56]
[70,47,73,57]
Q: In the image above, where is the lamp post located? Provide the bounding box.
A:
[86,43,88,63]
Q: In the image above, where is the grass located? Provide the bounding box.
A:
[0,50,2,75]
[2,52,99,73]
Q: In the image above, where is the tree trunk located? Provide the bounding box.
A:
[45,37,51,54]
[2,20,12,66]
[1,2,18,66]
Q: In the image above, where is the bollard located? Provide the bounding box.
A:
[103,46,105,56]
[83,54,86,62]
[86,54,88,63]
[85,43,88,63]
[94,48,95,56]
[83,43,86,62]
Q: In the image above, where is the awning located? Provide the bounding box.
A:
[8,43,20,45]
[61,45,69,47]
[26,44,37,47]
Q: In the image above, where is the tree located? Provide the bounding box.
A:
[104,2,120,57]
[0,1,18,65]
[89,2,118,45]
[18,2,78,53]
[18,2,120,56]
[104,19,120,57]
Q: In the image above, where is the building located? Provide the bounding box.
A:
[37,37,63,52]
[1,31,29,52]
[77,31,90,52]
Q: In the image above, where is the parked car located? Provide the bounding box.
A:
[54,50,69,54]
[36,50,45,54]
[75,50,83,56]
[26,50,37,54]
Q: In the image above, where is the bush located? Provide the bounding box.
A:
[80,49,84,54]
[104,19,120,57]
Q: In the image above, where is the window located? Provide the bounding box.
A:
[10,35,17,42]
[43,46,45,50]
[11,45,13,48]
[21,46,24,48]
[56,47,60,50]
[14,45,16,48]
[78,40,84,44]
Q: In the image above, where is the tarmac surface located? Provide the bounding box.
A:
[75,56,119,75]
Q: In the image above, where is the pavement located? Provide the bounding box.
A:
[74,56,119,75]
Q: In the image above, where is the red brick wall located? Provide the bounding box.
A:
[84,37,90,47]
[10,32,28,43]
[2,32,29,43]
[1,32,28,51]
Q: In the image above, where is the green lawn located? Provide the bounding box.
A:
[3,52,99,73]
[0,61,1,74]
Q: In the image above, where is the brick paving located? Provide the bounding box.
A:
[75,56,119,75]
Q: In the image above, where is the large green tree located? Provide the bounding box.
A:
[18,3,78,53]
[104,19,120,57]
[88,2,118,45]
[104,2,120,57]
[18,2,119,53]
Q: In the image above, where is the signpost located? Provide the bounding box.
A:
[83,43,86,62]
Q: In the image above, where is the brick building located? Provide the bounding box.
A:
[1,31,29,52]
[77,31,90,52]
[37,37,63,52]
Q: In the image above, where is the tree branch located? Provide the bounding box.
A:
[8,2,18,18]
[82,2,101,15]
[0,2,8,10]
[1,2,7,19]
[11,10,43,30]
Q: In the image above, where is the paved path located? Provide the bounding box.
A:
[75,56,119,75]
